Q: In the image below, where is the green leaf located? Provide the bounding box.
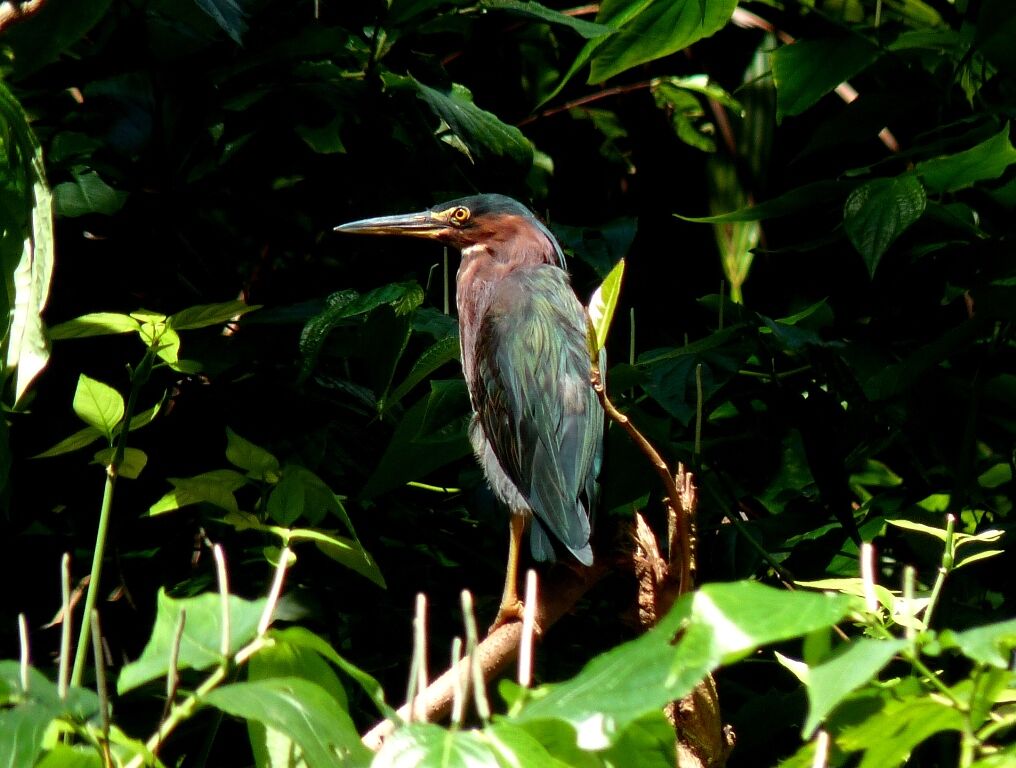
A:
[515,582,850,748]
[361,385,471,499]
[373,723,501,767]
[118,589,267,694]
[385,333,460,413]
[168,300,261,330]
[298,283,424,382]
[771,36,881,121]
[0,79,55,407]
[33,425,104,458]
[588,257,625,353]
[480,0,611,38]
[266,470,305,527]
[72,374,125,438]
[247,636,349,768]
[393,75,534,166]
[837,694,964,767]
[226,428,281,479]
[589,0,737,84]
[35,744,105,768]
[289,528,386,589]
[270,627,394,720]
[125,397,164,432]
[194,0,248,44]
[801,639,905,736]
[53,170,127,217]
[954,549,1004,569]
[148,469,248,515]
[916,125,1016,193]
[0,702,55,768]
[48,312,141,340]
[0,0,111,77]
[939,619,1016,668]
[204,678,369,765]
[93,446,148,479]
[676,181,850,223]
[843,172,927,276]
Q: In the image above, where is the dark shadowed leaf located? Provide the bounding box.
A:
[481,0,610,38]
[194,0,248,44]
[843,172,926,276]
[916,125,1016,192]
[677,181,850,223]
[53,171,127,217]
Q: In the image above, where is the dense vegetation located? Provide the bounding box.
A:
[1,0,1014,765]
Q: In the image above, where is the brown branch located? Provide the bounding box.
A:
[592,365,695,594]
[517,79,655,127]
[0,0,46,33]
[362,559,611,751]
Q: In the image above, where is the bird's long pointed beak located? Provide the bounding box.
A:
[334,210,445,238]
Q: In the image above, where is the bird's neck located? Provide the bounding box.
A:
[456,244,513,386]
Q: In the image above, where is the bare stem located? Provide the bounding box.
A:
[924,514,955,630]
[18,614,29,691]
[58,554,71,699]
[592,365,694,594]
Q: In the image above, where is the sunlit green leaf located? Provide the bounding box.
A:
[33,425,104,458]
[205,678,369,765]
[939,619,1016,668]
[118,589,267,694]
[93,446,148,479]
[48,312,141,340]
[515,582,850,748]
[588,257,625,353]
[72,374,124,438]
[800,639,906,736]
[589,0,737,84]
[168,300,260,330]
[148,469,248,515]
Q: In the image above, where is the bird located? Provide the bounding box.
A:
[336,193,604,629]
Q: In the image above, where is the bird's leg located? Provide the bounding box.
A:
[489,513,527,633]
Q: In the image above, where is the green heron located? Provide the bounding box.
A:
[336,194,604,628]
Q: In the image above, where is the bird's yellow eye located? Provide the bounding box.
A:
[450,206,471,226]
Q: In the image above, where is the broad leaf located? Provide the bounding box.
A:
[93,446,148,479]
[33,425,104,458]
[271,627,395,719]
[385,333,460,413]
[204,678,369,765]
[771,37,881,121]
[0,79,55,407]
[800,639,906,736]
[590,0,737,84]
[677,181,850,223]
[194,0,248,44]
[515,582,850,748]
[373,723,500,767]
[226,427,281,479]
[916,125,1016,193]
[53,170,127,217]
[118,589,267,694]
[843,172,927,276]
[148,469,248,516]
[168,300,260,330]
[588,257,625,353]
[939,619,1016,668]
[480,0,610,38]
[72,374,124,438]
[48,312,141,340]
[391,75,533,166]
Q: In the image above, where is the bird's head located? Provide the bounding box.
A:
[335,193,564,267]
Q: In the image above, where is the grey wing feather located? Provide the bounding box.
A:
[472,265,603,564]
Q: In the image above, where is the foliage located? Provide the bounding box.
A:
[0,0,1014,766]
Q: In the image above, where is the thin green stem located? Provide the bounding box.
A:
[71,349,157,687]
[923,514,955,630]
[909,654,965,710]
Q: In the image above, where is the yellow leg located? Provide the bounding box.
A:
[489,514,527,633]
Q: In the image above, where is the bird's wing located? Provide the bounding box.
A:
[472,265,603,563]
